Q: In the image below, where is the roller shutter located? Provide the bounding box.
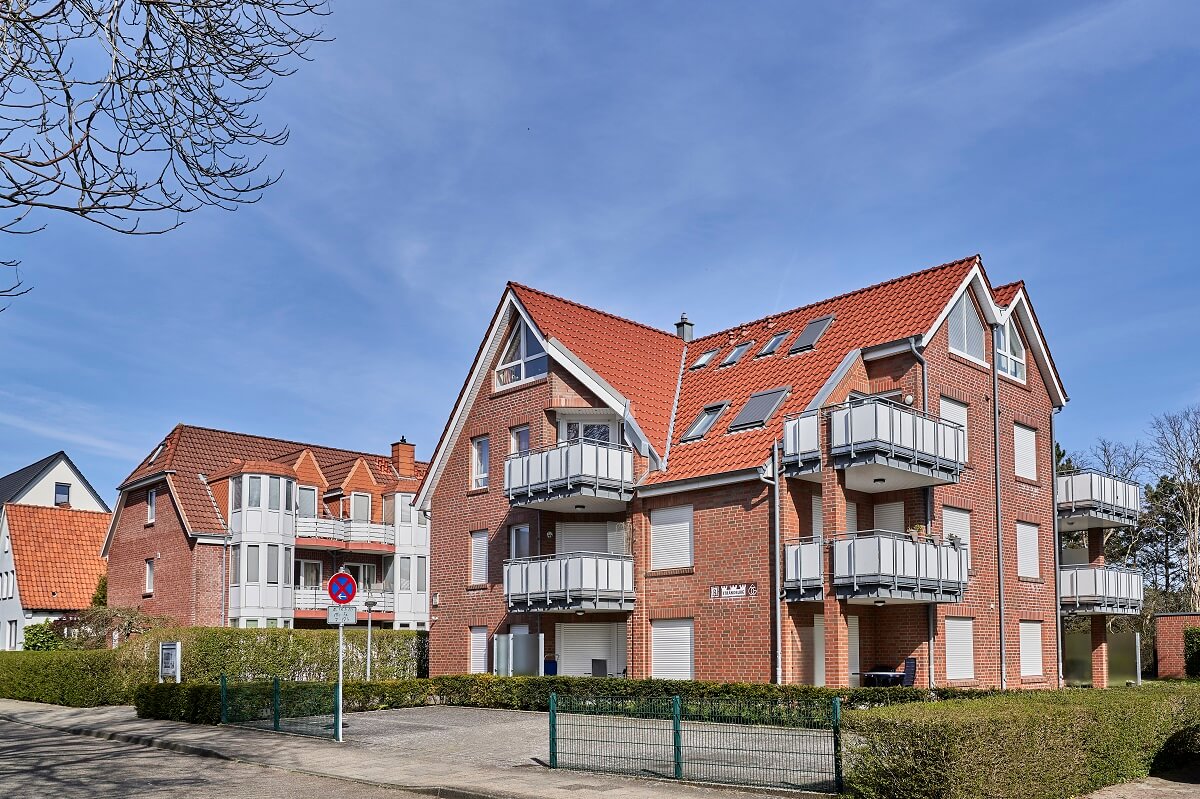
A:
[469,626,488,674]
[1020,621,1043,677]
[874,501,904,534]
[940,397,969,460]
[557,522,608,554]
[943,507,971,567]
[1014,424,1037,480]
[470,530,489,584]
[845,502,857,533]
[651,618,694,680]
[1016,522,1040,579]
[945,617,974,680]
[812,495,823,537]
[650,506,693,570]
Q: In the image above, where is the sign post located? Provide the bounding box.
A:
[158,641,182,683]
[327,570,358,743]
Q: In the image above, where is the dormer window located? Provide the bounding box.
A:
[996,318,1026,382]
[495,318,548,388]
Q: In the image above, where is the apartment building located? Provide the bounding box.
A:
[0,452,111,649]
[104,425,430,629]
[417,255,1143,688]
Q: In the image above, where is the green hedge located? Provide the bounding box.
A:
[1186,627,1200,678]
[0,650,131,706]
[842,684,1200,799]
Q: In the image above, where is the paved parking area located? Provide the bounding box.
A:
[344,705,549,767]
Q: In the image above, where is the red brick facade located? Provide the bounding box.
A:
[1155,613,1200,679]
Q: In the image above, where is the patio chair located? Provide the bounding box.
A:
[902,657,917,687]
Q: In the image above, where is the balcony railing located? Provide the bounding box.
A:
[294,516,395,547]
[504,440,634,506]
[837,529,968,601]
[783,540,823,600]
[1057,470,1141,528]
[1060,565,1144,615]
[781,412,821,474]
[294,587,395,612]
[829,398,965,482]
[503,552,635,612]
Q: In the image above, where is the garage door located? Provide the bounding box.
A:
[651,618,694,680]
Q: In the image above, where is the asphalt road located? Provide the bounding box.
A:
[0,719,421,798]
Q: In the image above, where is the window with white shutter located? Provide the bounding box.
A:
[845,502,857,533]
[650,506,693,570]
[651,618,694,680]
[469,530,489,584]
[811,495,823,537]
[469,626,488,674]
[1016,522,1040,579]
[940,397,969,461]
[943,506,971,567]
[945,617,974,680]
[874,501,904,533]
[1020,620,1043,677]
[1014,423,1037,480]
[947,293,986,362]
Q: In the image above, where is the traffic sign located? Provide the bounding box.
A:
[328,572,357,604]
[327,605,356,625]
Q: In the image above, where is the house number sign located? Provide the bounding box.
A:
[710,583,757,600]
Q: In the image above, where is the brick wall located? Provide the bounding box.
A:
[1156,613,1200,679]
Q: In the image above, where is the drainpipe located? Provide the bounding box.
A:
[759,443,783,684]
[1051,407,1064,687]
[909,337,936,689]
[991,324,1008,690]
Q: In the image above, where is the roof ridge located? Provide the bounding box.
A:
[509,281,682,341]
[690,255,980,344]
[177,423,394,462]
[5,503,111,516]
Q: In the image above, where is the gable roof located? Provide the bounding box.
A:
[4,504,109,610]
[0,451,111,512]
[116,425,428,536]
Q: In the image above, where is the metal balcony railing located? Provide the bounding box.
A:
[783,540,823,588]
[294,516,395,547]
[504,440,634,503]
[1057,470,1141,523]
[1059,565,1144,614]
[829,397,965,473]
[503,552,635,610]
[833,529,968,599]
[293,587,395,612]
[782,411,821,464]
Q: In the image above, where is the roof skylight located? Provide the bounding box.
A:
[789,315,835,355]
[727,386,790,432]
[681,403,729,442]
[691,349,719,369]
[720,341,753,367]
[757,331,791,357]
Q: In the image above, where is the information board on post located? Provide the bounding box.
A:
[158,641,182,683]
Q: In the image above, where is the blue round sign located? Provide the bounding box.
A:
[328,572,357,605]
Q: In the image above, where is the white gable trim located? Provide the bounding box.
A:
[920,261,1002,351]
[1000,288,1067,407]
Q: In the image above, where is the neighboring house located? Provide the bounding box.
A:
[0,452,111,649]
[417,254,1142,688]
[104,425,430,630]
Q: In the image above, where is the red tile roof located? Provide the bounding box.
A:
[992,281,1023,306]
[510,283,686,456]
[119,425,429,534]
[4,504,109,610]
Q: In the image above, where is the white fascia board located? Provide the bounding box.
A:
[920,262,1002,349]
[861,339,915,361]
[1003,289,1068,407]
[635,469,761,498]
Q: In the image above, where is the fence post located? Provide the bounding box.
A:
[219,674,227,725]
[832,696,844,794]
[548,692,558,769]
[273,677,281,732]
[672,695,682,780]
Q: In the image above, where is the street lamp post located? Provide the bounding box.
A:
[364,599,378,681]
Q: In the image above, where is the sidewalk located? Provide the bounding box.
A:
[0,700,795,799]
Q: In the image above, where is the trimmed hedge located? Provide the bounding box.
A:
[842,684,1200,799]
[1186,627,1200,678]
[0,650,131,706]
[135,673,994,723]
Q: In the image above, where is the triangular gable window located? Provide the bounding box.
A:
[947,293,986,363]
[495,318,548,388]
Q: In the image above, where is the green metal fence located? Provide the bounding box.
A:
[549,693,842,793]
[219,676,340,740]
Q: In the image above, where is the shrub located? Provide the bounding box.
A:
[0,650,130,706]
[20,621,63,651]
[1186,627,1200,678]
[842,684,1200,799]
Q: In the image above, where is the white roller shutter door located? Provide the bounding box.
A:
[1020,621,1043,677]
[943,507,971,567]
[812,495,823,537]
[557,522,608,554]
[844,502,857,534]
[874,501,904,534]
[651,618,694,680]
[945,617,974,680]
[469,626,488,674]
[470,530,489,584]
[1016,522,1040,578]
[559,622,621,677]
[940,397,969,461]
[812,615,826,687]
[650,506,693,570]
[847,616,861,688]
[1014,424,1037,480]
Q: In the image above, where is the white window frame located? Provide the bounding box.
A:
[246,544,260,583]
[1014,423,1037,480]
[557,417,615,444]
[945,617,975,681]
[1016,521,1040,579]
[1020,620,1043,677]
[947,292,987,365]
[996,317,1027,383]
[471,436,490,490]
[297,485,317,518]
[470,529,489,585]
[146,488,156,524]
[943,506,972,568]
[494,318,548,389]
[399,556,412,591]
[296,559,322,589]
[650,505,694,571]
[416,556,427,592]
[510,524,532,560]
[350,491,371,522]
[266,544,280,585]
[469,626,488,674]
[346,562,377,590]
[651,618,695,680]
[939,396,969,461]
[690,349,718,369]
[399,494,413,524]
[510,425,530,455]
[382,494,395,525]
[144,558,155,594]
[54,482,70,505]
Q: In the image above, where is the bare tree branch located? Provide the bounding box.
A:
[1148,405,1200,611]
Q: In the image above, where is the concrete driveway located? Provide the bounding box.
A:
[344,705,549,768]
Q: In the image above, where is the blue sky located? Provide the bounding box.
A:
[2,0,1198,501]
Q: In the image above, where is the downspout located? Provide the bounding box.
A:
[1051,407,1064,687]
[991,324,1008,690]
[909,337,935,689]
[759,442,783,685]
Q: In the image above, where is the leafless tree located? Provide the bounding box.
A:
[1071,437,1152,564]
[0,0,327,307]
[1148,405,1200,611]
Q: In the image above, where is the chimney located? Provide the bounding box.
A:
[675,312,694,342]
[391,437,416,478]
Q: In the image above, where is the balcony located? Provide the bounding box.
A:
[1057,470,1141,531]
[294,587,395,613]
[828,398,965,492]
[784,530,969,604]
[294,517,395,550]
[504,440,634,512]
[1060,565,1144,616]
[503,552,635,612]
[781,411,822,480]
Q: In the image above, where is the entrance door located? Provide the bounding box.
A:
[848,616,861,688]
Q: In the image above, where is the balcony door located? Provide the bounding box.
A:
[557,521,608,555]
[295,560,322,589]
[346,563,377,591]
[558,419,614,444]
